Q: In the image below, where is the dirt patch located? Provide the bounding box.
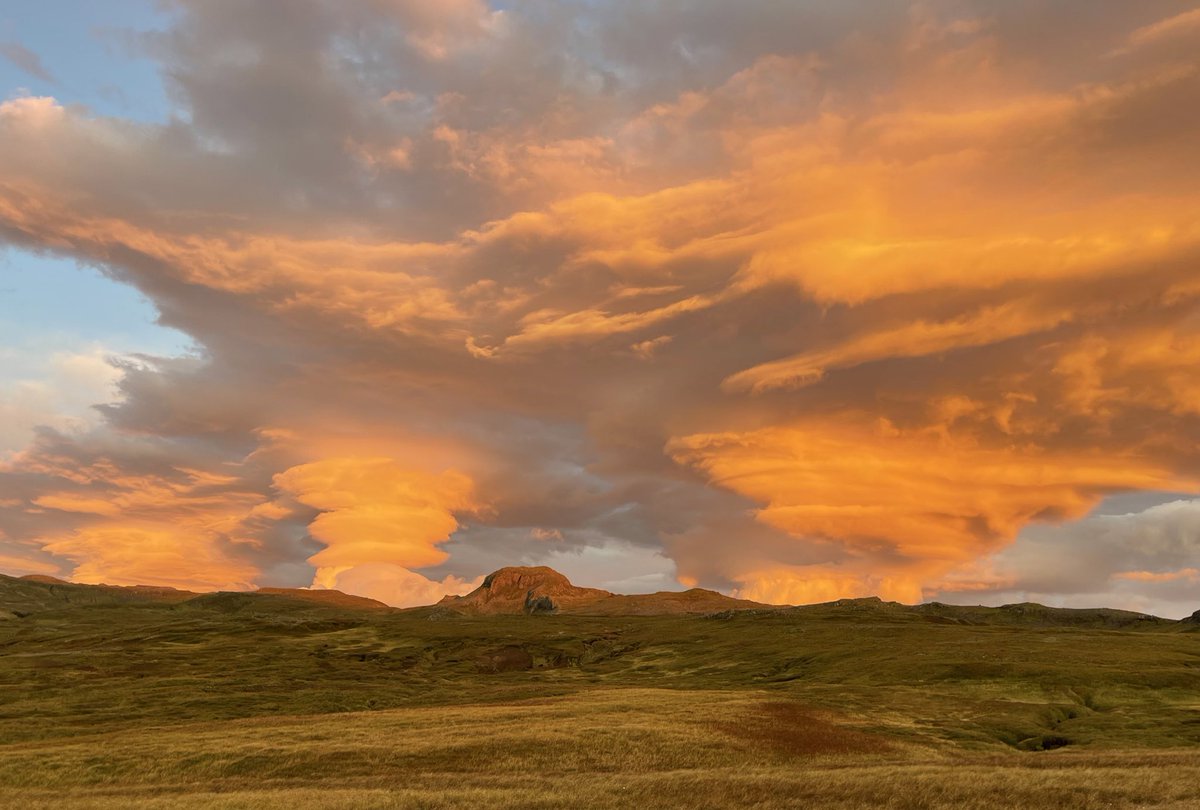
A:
[716,701,893,757]
[476,645,534,673]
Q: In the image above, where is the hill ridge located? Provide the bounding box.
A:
[1,569,1195,625]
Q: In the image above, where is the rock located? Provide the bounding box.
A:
[524,593,557,614]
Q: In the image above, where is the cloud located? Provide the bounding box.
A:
[933,498,1200,619]
[0,0,1198,607]
[272,457,477,592]
[537,539,681,594]
[668,421,1188,604]
[314,562,480,607]
[1118,8,1200,54]
[1114,568,1199,583]
[44,526,257,591]
[0,346,122,456]
[722,301,1075,394]
[0,42,55,83]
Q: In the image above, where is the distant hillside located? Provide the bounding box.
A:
[715,595,1178,630]
[2,568,1194,627]
[0,573,380,617]
[0,573,198,617]
[435,566,775,616]
[256,587,388,610]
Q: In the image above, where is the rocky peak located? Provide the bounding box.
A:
[481,566,571,593]
[440,566,611,615]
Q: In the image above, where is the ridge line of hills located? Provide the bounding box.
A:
[2,565,1197,628]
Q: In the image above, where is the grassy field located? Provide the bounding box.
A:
[1,585,1198,808]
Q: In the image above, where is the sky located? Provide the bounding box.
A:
[0,1,1198,617]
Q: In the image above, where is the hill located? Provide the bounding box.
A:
[436,565,611,614]
[746,596,1177,630]
[0,572,198,617]
[435,565,770,615]
[0,573,384,618]
[255,587,388,610]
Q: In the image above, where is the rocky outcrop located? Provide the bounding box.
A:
[438,566,611,615]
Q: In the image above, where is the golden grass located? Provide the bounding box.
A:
[2,688,1199,809]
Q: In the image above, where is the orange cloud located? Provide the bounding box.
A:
[1121,8,1200,52]
[724,301,1076,394]
[733,566,922,606]
[0,551,61,578]
[273,457,477,597]
[669,420,1191,605]
[1113,568,1200,583]
[43,526,257,591]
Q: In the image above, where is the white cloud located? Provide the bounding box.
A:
[0,345,122,456]
[539,540,682,594]
[935,497,1200,619]
[316,562,480,608]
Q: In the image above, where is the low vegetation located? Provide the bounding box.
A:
[1,572,1197,808]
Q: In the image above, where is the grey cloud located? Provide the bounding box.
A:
[935,499,1200,619]
[0,41,54,83]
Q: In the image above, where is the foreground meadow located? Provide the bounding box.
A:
[4,688,1200,809]
[1,587,1198,808]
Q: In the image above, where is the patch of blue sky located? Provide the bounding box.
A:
[0,249,192,456]
[0,0,172,121]
[0,248,192,362]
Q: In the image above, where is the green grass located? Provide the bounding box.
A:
[1,592,1198,807]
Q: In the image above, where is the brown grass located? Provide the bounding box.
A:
[715,701,894,757]
[1,689,1198,809]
